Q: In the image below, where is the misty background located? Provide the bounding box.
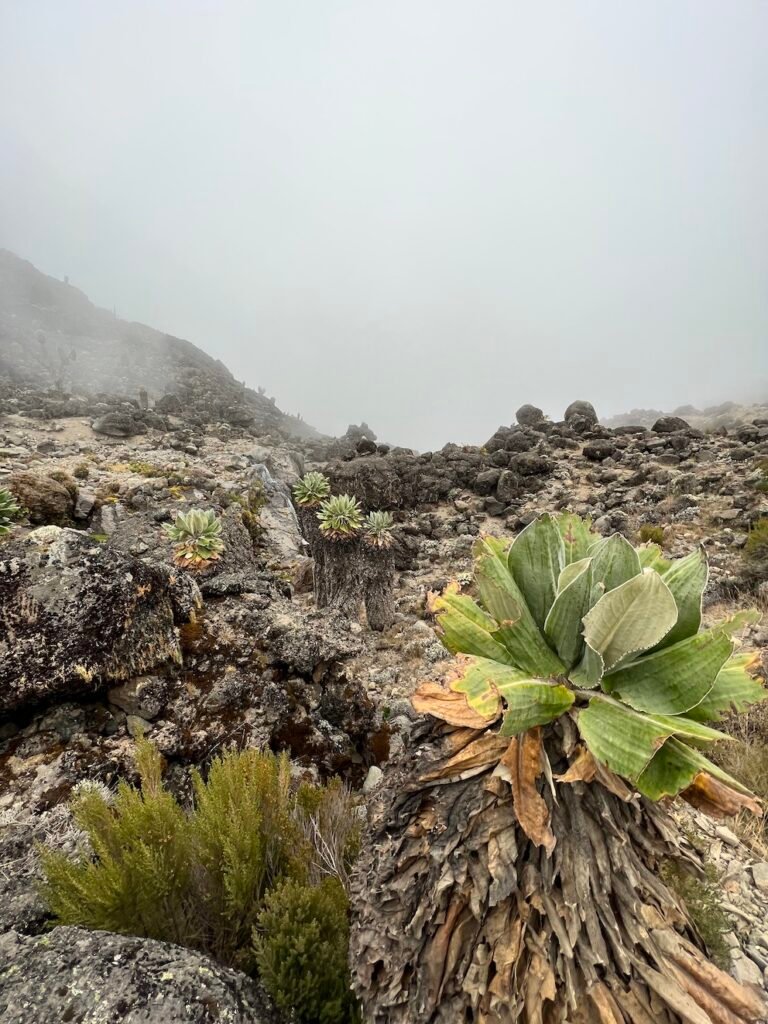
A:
[1,0,766,449]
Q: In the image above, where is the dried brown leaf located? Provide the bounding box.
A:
[554,745,598,784]
[412,679,497,729]
[419,732,510,784]
[681,772,762,820]
[495,727,556,854]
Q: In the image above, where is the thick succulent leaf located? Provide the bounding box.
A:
[604,629,733,715]
[507,513,564,632]
[557,556,592,594]
[637,543,670,571]
[636,736,756,801]
[588,534,642,595]
[570,643,604,688]
[432,585,517,665]
[473,537,524,624]
[577,697,671,781]
[712,608,761,637]
[447,656,527,719]
[498,681,575,736]
[687,653,767,723]
[544,558,592,669]
[474,538,565,677]
[577,696,726,783]
[653,548,708,649]
[581,570,677,672]
[556,512,596,565]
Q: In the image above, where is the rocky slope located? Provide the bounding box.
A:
[0,249,318,439]
[1,379,768,1018]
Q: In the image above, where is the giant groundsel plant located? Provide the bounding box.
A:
[351,512,767,1024]
[421,512,764,817]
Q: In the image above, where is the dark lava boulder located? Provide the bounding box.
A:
[0,528,201,713]
[7,471,74,525]
[92,411,146,437]
[652,415,691,434]
[155,392,184,415]
[0,927,273,1024]
[564,399,598,432]
[515,403,545,426]
[583,439,617,462]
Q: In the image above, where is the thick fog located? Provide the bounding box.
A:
[1,1,766,448]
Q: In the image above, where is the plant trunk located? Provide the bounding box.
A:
[362,544,396,631]
[322,535,361,619]
[350,718,766,1024]
[296,504,328,608]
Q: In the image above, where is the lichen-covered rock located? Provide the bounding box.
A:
[7,470,75,525]
[0,528,201,713]
[0,927,273,1023]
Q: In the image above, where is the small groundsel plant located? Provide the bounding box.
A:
[317,494,363,539]
[0,487,21,537]
[41,741,362,1024]
[293,471,331,507]
[362,510,395,548]
[162,508,225,568]
[418,512,766,814]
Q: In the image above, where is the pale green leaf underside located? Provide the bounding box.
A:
[556,512,596,565]
[588,534,642,595]
[582,570,678,673]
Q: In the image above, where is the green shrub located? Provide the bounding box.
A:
[255,877,361,1024]
[41,741,359,981]
[73,463,90,480]
[128,461,162,477]
[660,861,731,969]
[744,518,768,566]
[638,523,665,546]
[0,488,21,536]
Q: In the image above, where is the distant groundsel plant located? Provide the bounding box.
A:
[317,494,363,539]
[0,487,21,536]
[293,471,331,507]
[362,510,395,549]
[162,508,225,568]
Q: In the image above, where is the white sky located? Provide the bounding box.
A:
[1,0,766,447]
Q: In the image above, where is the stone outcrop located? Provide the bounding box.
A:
[0,527,201,713]
[0,927,273,1024]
